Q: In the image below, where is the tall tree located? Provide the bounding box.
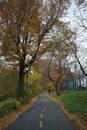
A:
[0,0,70,97]
[47,25,74,95]
[69,0,87,76]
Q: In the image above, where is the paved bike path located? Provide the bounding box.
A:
[6,92,76,130]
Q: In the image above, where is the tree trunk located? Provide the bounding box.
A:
[55,83,60,96]
[26,73,28,89]
[17,65,25,98]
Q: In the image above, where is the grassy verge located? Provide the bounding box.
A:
[51,90,87,121]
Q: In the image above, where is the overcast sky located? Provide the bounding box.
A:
[63,0,87,48]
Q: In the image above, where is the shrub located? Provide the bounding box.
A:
[0,98,20,117]
[33,85,41,96]
[19,90,32,104]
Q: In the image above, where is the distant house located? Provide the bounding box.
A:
[66,68,74,89]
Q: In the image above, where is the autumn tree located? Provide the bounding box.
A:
[68,0,87,77]
[47,26,74,95]
[27,72,41,96]
[76,0,87,76]
[33,59,50,90]
[0,0,70,97]
[0,67,18,98]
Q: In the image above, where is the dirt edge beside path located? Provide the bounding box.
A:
[47,94,87,130]
[0,96,38,130]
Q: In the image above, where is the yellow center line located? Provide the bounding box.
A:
[40,113,43,118]
[39,104,48,129]
[39,121,43,128]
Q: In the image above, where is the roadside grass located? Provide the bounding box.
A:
[51,90,87,120]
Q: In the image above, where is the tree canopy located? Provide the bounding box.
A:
[0,0,70,97]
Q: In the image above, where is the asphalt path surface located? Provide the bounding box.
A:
[6,92,76,130]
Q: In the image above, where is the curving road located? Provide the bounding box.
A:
[6,92,76,130]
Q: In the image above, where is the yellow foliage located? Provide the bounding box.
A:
[48,82,54,90]
[28,72,41,85]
